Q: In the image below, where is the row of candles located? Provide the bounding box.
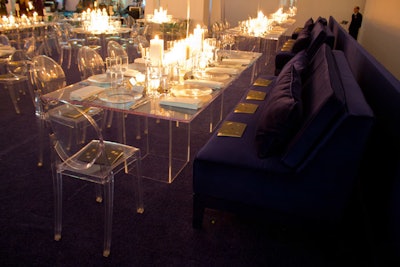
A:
[238,7,297,37]
[81,8,121,33]
[1,11,44,27]
[141,23,214,97]
[147,24,207,67]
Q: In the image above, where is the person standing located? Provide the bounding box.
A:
[349,6,363,40]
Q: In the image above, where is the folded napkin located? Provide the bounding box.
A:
[70,86,105,101]
[221,58,252,65]
[124,69,141,77]
[184,79,223,89]
[205,67,239,75]
[160,97,203,110]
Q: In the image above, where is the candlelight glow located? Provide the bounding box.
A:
[146,7,173,24]
[238,7,296,37]
[82,8,119,34]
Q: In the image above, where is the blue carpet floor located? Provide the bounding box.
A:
[0,53,374,266]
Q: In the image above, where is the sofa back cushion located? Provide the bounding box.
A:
[306,22,327,59]
[278,50,309,82]
[292,29,311,53]
[304,17,314,31]
[256,65,303,158]
[282,44,346,168]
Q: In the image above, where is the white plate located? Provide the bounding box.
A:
[98,91,143,104]
[196,73,230,82]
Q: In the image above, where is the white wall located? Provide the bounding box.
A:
[362,0,400,80]
[221,0,399,80]
[144,0,400,80]
[146,0,205,29]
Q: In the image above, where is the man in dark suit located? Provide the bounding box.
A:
[349,6,363,40]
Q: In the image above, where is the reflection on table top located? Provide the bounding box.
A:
[72,27,132,35]
[226,25,289,40]
[42,51,262,123]
[0,21,54,32]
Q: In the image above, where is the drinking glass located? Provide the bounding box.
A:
[146,63,161,98]
[119,55,129,74]
[105,57,135,103]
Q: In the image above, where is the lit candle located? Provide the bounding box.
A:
[193,24,204,51]
[150,35,164,66]
[186,0,190,37]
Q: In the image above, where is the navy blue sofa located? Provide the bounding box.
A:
[329,16,400,264]
[193,43,374,229]
[274,17,334,76]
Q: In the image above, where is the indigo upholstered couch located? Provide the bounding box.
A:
[274,17,334,75]
[328,16,400,263]
[192,43,374,229]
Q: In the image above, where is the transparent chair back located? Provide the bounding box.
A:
[77,46,105,80]
[0,49,32,114]
[47,101,144,257]
[0,34,10,46]
[107,40,128,58]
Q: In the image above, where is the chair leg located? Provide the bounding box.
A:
[95,184,103,203]
[134,154,144,214]
[53,172,63,241]
[107,110,114,128]
[37,117,45,167]
[136,116,141,140]
[103,178,114,257]
[5,84,21,114]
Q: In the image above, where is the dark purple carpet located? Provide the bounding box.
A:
[0,52,374,266]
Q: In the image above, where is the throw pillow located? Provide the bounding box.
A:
[256,65,303,158]
[291,30,311,53]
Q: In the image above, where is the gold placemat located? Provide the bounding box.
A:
[253,78,272,87]
[63,107,91,119]
[234,102,258,114]
[217,121,247,138]
[78,143,124,166]
[246,90,267,101]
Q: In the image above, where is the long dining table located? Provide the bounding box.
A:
[42,50,262,183]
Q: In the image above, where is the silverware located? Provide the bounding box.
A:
[130,97,150,109]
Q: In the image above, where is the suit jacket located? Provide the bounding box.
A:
[349,12,363,32]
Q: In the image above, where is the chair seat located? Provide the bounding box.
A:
[0,73,27,82]
[59,140,141,184]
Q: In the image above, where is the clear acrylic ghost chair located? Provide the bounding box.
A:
[56,22,85,69]
[107,40,128,59]
[31,55,103,167]
[0,34,12,68]
[47,100,144,257]
[0,50,32,114]
[0,34,10,45]
[77,46,105,80]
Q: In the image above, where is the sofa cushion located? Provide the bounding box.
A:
[304,17,314,31]
[306,22,327,59]
[256,65,303,158]
[292,30,311,53]
[282,44,346,168]
[277,50,309,82]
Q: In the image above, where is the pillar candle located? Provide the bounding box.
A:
[193,24,204,51]
[150,35,164,66]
